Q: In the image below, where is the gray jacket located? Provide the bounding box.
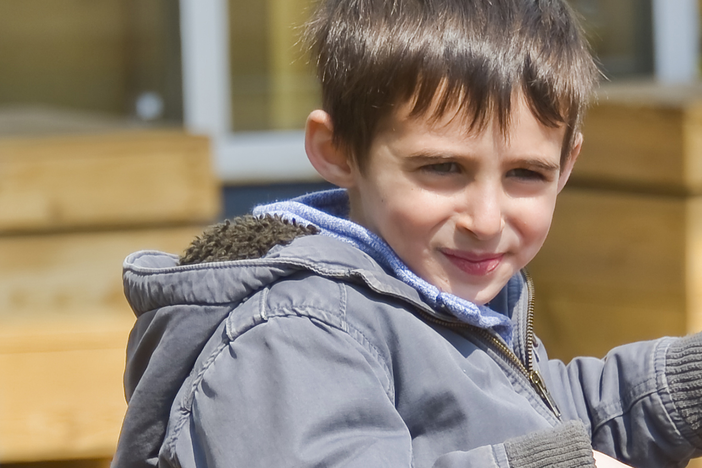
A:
[113,229,702,468]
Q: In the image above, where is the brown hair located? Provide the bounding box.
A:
[305,0,600,170]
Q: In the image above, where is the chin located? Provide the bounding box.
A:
[448,286,493,306]
[458,276,516,305]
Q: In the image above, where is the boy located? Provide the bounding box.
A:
[113,1,702,467]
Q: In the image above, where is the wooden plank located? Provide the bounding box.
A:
[0,315,132,463]
[574,82,702,193]
[0,131,220,232]
[0,107,133,138]
[686,197,702,333]
[529,187,687,361]
[0,226,205,319]
[0,225,209,462]
[683,104,702,190]
[577,102,685,190]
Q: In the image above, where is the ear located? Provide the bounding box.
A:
[305,110,357,188]
[557,132,582,193]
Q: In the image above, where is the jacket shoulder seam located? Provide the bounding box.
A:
[264,305,394,394]
[345,321,395,402]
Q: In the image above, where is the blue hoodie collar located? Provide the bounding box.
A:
[254,189,513,346]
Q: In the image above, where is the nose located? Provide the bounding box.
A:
[456,183,505,240]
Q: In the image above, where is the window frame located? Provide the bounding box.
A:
[179,0,316,184]
[651,0,699,83]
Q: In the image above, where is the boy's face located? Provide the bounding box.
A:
[346,96,578,305]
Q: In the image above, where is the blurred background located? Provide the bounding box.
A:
[1,0,702,466]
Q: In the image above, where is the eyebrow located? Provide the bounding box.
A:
[404,153,455,163]
[404,152,561,171]
[519,158,561,172]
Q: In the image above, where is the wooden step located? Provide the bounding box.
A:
[576,81,702,193]
[0,130,219,233]
[0,314,132,463]
[0,226,205,463]
[0,226,204,319]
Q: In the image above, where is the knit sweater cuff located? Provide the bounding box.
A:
[665,333,702,442]
[504,421,594,468]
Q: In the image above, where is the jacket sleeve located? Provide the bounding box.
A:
[541,333,702,468]
[160,312,595,468]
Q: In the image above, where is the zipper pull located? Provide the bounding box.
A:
[528,369,561,418]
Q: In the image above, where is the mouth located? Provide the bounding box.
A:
[441,249,504,276]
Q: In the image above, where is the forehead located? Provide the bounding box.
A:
[376,93,567,153]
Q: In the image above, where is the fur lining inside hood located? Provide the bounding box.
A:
[180,214,319,265]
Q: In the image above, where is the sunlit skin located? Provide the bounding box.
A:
[306,94,580,306]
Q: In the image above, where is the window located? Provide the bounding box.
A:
[180,0,319,184]
[0,0,182,136]
[569,0,654,78]
[568,0,698,82]
[229,0,320,132]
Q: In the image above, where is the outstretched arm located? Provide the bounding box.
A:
[542,333,702,467]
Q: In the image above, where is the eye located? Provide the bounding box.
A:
[507,168,547,181]
[423,162,460,174]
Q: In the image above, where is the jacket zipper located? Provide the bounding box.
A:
[416,271,562,419]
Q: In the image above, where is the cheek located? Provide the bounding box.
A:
[377,185,423,224]
[384,203,425,238]
[376,193,442,252]
[513,198,557,249]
